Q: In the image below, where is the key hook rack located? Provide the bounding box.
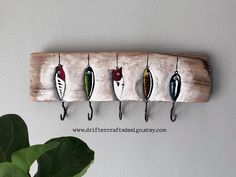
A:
[30,52,211,122]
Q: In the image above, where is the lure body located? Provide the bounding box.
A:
[143,68,153,100]
[169,72,181,102]
[55,64,66,100]
[112,67,124,101]
[84,66,95,99]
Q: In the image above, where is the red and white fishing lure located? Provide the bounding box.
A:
[55,53,67,121]
[55,63,66,100]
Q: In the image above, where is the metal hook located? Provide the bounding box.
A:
[146,53,149,68]
[87,53,90,66]
[119,101,122,120]
[176,57,179,71]
[60,102,67,121]
[116,53,119,68]
[58,53,61,64]
[88,101,93,121]
[170,102,177,122]
[145,100,149,122]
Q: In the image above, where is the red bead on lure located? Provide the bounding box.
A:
[112,67,122,81]
[112,67,124,88]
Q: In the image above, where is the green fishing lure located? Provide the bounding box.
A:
[84,66,95,99]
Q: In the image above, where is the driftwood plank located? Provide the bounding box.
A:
[30,52,211,102]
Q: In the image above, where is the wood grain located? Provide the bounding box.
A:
[30,52,211,102]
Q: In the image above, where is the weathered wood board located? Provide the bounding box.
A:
[30,52,211,102]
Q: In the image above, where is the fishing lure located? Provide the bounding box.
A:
[55,53,67,121]
[143,54,153,122]
[169,57,181,122]
[112,54,124,120]
[84,54,95,121]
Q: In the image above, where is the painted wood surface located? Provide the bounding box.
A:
[30,52,211,102]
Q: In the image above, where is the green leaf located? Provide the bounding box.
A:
[0,162,29,177]
[73,161,94,177]
[0,114,29,163]
[11,142,59,174]
[34,137,94,177]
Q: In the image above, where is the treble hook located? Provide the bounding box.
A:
[170,102,177,122]
[119,101,122,120]
[88,101,93,121]
[60,102,67,121]
[145,100,149,122]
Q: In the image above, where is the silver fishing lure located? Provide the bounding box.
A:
[112,54,124,120]
[169,57,181,122]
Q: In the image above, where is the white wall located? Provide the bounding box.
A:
[1,0,236,177]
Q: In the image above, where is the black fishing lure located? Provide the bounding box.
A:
[84,54,95,121]
[169,58,181,122]
[169,72,181,102]
[84,66,95,99]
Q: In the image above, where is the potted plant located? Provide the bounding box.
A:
[0,114,94,177]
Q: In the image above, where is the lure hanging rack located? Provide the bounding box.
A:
[30,52,211,122]
[112,53,124,120]
[169,57,181,122]
[55,53,67,121]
